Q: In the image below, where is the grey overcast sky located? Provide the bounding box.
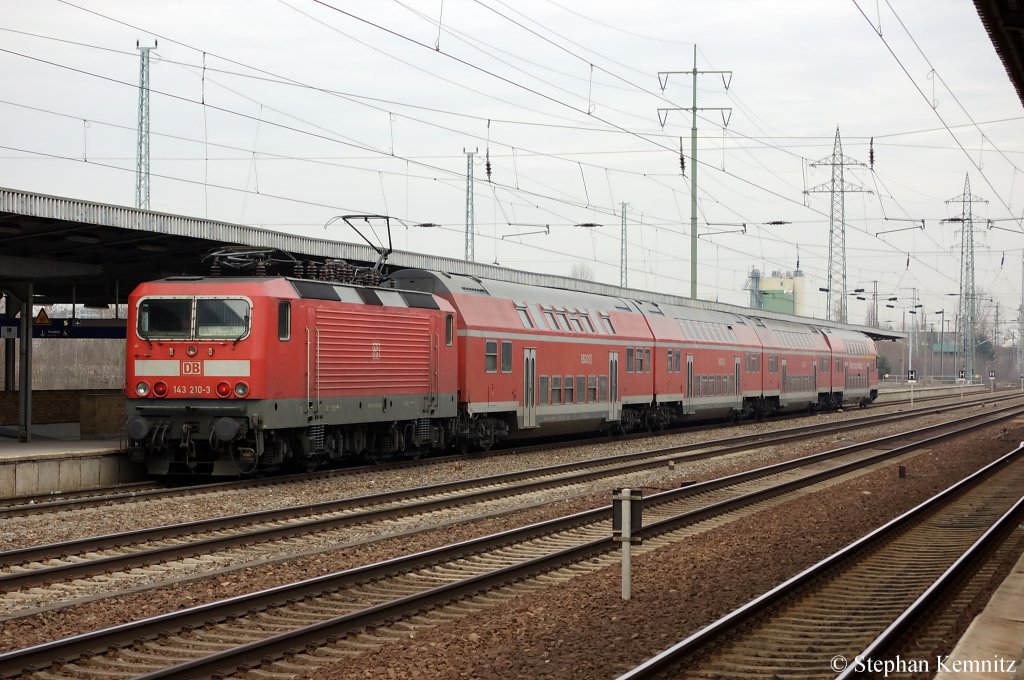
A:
[2,0,1023,331]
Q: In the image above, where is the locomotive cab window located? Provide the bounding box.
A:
[137,297,192,339]
[137,296,250,341]
[445,314,454,346]
[196,298,250,340]
[278,301,291,341]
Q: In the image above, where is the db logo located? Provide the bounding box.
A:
[370,342,382,361]
[181,361,202,375]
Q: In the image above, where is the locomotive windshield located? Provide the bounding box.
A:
[137,297,250,340]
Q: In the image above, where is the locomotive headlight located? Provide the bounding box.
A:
[216,382,231,398]
[135,381,151,397]
[233,382,249,398]
[153,381,168,397]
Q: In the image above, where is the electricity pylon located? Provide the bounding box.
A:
[804,128,871,323]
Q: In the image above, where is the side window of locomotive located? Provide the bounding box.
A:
[196,298,250,340]
[500,341,513,373]
[445,314,454,346]
[138,298,193,339]
[485,340,498,373]
[278,301,291,341]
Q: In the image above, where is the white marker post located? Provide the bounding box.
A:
[612,488,643,601]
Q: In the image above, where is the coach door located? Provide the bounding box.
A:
[734,357,742,411]
[608,352,620,421]
[781,359,788,396]
[686,354,694,414]
[523,348,537,428]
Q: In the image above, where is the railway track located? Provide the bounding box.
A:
[617,443,1024,680]
[1,396,1018,610]
[0,388,1003,520]
[1,403,1020,679]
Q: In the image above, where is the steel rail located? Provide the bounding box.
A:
[615,445,1024,680]
[1,397,1016,592]
[0,387,1003,520]
[2,405,1020,678]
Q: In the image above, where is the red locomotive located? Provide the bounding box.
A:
[125,254,878,476]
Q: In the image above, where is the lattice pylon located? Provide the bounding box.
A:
[804,128,871,323]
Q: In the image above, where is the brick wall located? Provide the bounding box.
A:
[0,390,122,425]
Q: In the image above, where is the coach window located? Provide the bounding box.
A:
[539,376,549,405]
[645,348,651,373]
[581,314,596,333]
[576,376,586,402]
[551,376,562,403]
[564,375,575,403]
[674,349,681,373]
[570,317,584,333]
[445,314,454,346]
[543,310,559,331]
[626,348,635,373]
[516,306,534,329]
[278,301,291,341]
[501,341,513,373]
[600,315,616,334]
[485,340,498,373]
[636,347,644,373]
[557,311,571,331]
[587,375,598,402]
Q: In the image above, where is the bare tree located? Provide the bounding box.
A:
[569,262,594,281]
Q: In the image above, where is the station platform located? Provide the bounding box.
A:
[0,423,143,497]
[935,548,1024,679]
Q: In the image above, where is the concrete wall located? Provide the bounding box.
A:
[0,453,145,497]
[0,338,124,390]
